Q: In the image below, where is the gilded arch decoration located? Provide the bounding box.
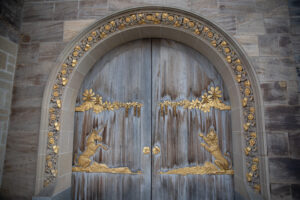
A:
[44,7,261,194]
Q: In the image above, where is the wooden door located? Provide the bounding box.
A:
[151,39,234,200]
[72,39,152,200]
[72,39,234,200]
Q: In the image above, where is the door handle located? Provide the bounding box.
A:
[143,146,150,154]
[152,146,160,155]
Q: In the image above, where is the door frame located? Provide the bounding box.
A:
[35,6,269,199]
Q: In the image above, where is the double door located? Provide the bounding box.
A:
[72,39,234,200]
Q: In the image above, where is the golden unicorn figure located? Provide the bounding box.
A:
[199,128,229,170]
[77,128,108,168]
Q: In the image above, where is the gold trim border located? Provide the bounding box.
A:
[45,9,260,192]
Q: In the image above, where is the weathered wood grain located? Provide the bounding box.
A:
[73,39,233,200]
[151,39,233,200]
[72,39,152,200]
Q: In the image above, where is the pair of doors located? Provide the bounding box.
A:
[72,39,234,200]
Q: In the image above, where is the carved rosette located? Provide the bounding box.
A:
[44,9,260,192]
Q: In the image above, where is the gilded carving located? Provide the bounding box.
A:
[152,146,160,155]
[160,128,234,175]
[143,147,150,154]
[76,128,108,168]
[159,86,230,115]
[75,89,143,116]
[72,128,141,174]
[44,9,260,192]
[199,129,230,171]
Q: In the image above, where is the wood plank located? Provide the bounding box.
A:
[151,39,233,200]
[72,39,152,200]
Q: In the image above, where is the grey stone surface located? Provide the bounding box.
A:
[22,21,64,42]
[267,132,289,156]
[269,158,300,183]
[291,184,300,200]
[23,2,54,22]
[289,132,300,158]
[270,183,292,200]
[261,81,287,104]
[265,105,300,131]
[54,1,78,20]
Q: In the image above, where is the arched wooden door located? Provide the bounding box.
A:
[72,39,234,200]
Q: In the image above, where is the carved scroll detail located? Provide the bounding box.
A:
[75,89,143,117]
[159,86,230,115]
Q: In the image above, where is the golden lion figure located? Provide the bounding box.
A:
[199,128,229,170]
[77,128,108,168]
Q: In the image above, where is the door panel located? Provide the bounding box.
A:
[72,39,234,200]
[151,39,234,200]
[72,39,152,200]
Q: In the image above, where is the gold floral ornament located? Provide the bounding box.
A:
[75,89,143,116]
[159,86,230,115]
[75,89,96,112]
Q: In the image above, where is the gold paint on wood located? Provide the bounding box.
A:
[159,86,230,115]
[142,146,150,154]
[75,89,143,116]
[160,129,234,175]
[72,128,141,174]
[152,146,160,155]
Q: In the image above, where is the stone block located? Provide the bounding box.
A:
[14,61,52,87]
[39,42,67,59]
[17,43,40,64]
[267,132,289,156]
[0,71,13,82]
[287,81,300,105]
[23,2,54,22]
[261,81,287,104]
[218,0,256,15]
[108,0,148,11]
[251,57,298,82]
[63,19,96,42]
[12,85,44,108]
[54,1,79,20]
[0,80,12,91]
[269,157,300,183]
[290,18,300,35]
[209,14,236,34]
[258,34,292,57]
[258,0,289,17]
[0,36,18,55]
[5,131,38,155]
[9,107,41,132]
[270,183,292,200]
[7,55,16,65]
[289,132,300,158]
[0,90,5,107]
[289,0,300,17]
[234,35,258,56]
[264,18,289,33]
[190,0,217,9]
[265,105,300,131]
[58,153,72,176]
[291,184,300,200]
[236,13,265,35]
[0,51,7,70]
[22,21,63,42]
[6,64,16,74]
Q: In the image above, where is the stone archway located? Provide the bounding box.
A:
[36,6,268,199]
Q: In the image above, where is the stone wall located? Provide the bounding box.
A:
[1,0,299,199]
[0,0,22,190]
